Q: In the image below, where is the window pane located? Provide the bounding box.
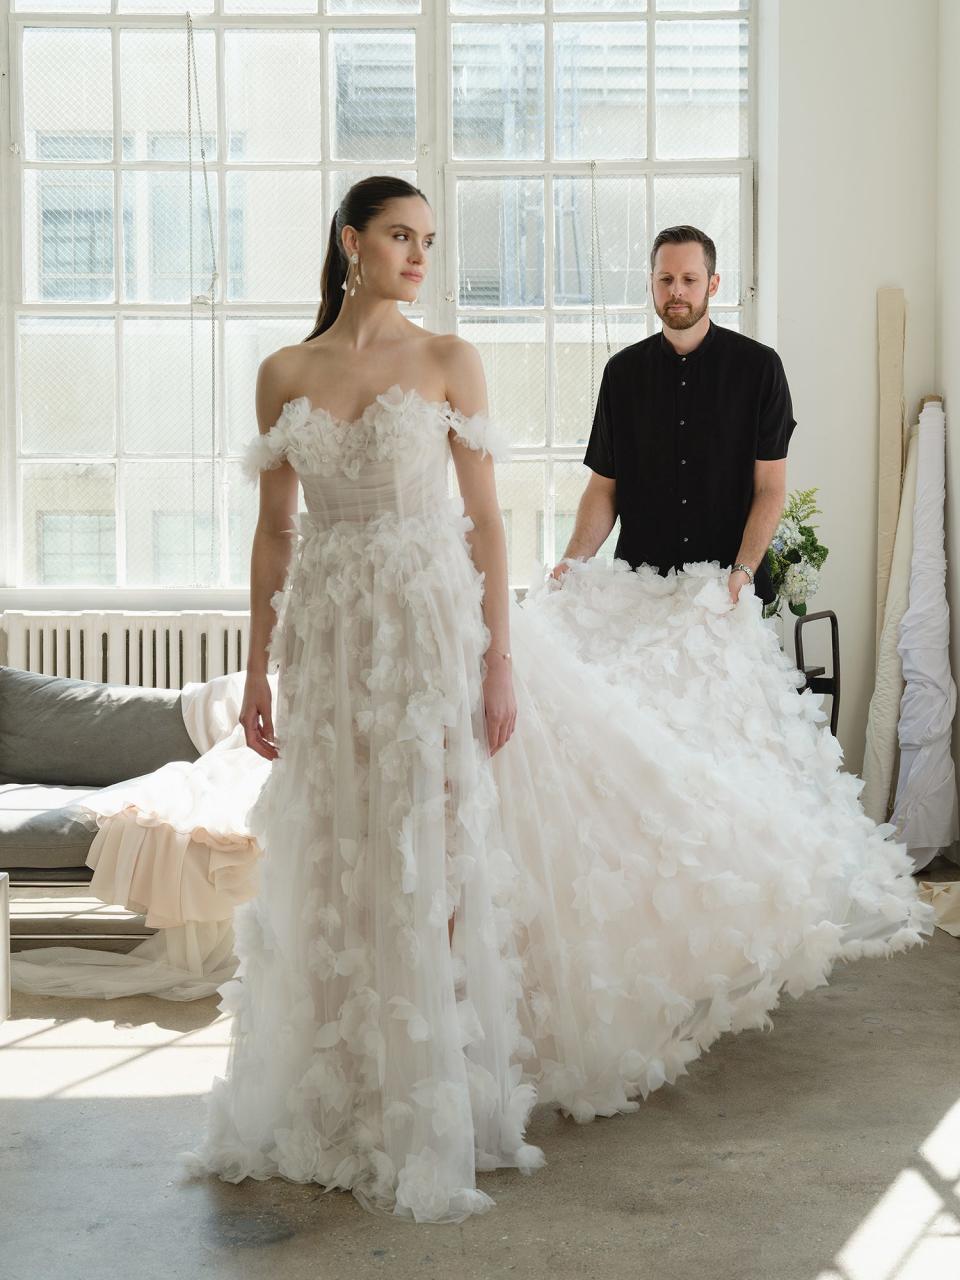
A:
[329,0,420,12]
[452,24,545,161]
[225,170,324,302]
[225,316,316,454]
[711,310,740,332]
[492,461,545,583]
[23,28,113,162]
[457,316,545,445]
[120,30,217,160]
[554,313,647,445]
[21,464,116,585]
[225,31,322,162]
[122,318,215,454]
[554,176,646,307]
[653,173,740,304]
[19,317,116,455]
[555,460,618,562]
[24,170,114,303]
[451,0,542,14]
[330,30,416,161]
[123,461,219,586]
[16,0,109,11]
[119,0,213,13]
[458,178,544,307]
[659,0,748,11]
[655,19,748,159]
[555,22,646,161]
[121,171,220,303]
[225,0,314,10]
[554,0,644,9]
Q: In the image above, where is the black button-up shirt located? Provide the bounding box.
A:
[583,320,796,605]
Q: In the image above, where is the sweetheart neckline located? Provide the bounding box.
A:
[277,383,454,431]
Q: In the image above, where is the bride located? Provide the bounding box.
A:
[179,175,933,1222]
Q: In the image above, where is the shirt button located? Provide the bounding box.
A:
[679,419,685,426]
[681,498,687,504]
[680,458,687,465]
[683,536,689,543]
[681,356,686,361]
[680,380,686,386]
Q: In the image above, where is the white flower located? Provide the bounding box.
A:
[783,560,820,604]
[395,1147,454,1221]
[771,516,803,553]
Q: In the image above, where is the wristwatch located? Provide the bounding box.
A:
[731,562,755,584]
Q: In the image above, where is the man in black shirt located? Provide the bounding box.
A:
[553,225,796,608]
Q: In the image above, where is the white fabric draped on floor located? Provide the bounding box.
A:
[10,673,272,1001]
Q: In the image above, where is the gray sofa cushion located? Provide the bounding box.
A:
[0,782,101,868]
[0,665,200,787]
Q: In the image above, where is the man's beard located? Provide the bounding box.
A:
[656,292,709,331]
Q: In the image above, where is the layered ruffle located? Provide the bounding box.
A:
[240,383,511,484]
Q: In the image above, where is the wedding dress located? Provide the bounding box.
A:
[178,383,933,1222]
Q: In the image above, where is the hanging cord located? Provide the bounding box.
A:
[589,160,612,419]
[186,13,219,586]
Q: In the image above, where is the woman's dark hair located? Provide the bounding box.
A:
[649,224,717,278]
[304,175,430,341]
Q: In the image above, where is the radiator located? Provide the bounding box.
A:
[0,610,251,688]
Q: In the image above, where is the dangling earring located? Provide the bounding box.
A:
[341,251,359,295]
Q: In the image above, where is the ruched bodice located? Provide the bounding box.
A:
[241,383,510,528]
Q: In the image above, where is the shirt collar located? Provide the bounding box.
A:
[658,317,718,363]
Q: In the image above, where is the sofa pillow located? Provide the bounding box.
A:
[0,665,200,786]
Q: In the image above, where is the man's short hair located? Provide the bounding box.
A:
[650,225,717,278]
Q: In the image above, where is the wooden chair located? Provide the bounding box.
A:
[794,610,841,736]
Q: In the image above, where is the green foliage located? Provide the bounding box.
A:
[762,487,830,619]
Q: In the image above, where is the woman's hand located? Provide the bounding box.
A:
[483,650,517,756]
[240,671,279,760]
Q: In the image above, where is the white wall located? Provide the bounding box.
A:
[758,0,940,773]
[938,0,960,857]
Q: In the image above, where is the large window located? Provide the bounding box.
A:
[3,0,753,592]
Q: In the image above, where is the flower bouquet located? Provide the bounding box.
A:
[763,488,829,619]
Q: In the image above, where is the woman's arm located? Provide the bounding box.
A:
[242,353,300,759]
[441,337,516,756]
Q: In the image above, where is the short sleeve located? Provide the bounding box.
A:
[240,430,287,484]
[443,406,511,462]
[756,351,797,461]
[583,366,616,479]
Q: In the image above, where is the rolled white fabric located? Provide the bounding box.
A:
[862,423,919,821]
[892,400,960,868]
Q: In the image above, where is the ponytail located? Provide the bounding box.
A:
[302,175,429,343]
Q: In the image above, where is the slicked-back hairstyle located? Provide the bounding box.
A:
[649,225,717,278]
[304,175,430,341]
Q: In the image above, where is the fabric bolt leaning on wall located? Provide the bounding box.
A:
[876,288,908,660]
[862,421,919,822]
[892,398,959,868]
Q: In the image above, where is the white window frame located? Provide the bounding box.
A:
[0,0,756,609]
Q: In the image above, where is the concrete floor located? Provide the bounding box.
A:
[2,926,958,1280]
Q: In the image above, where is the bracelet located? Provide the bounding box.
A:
[731,562,755,584]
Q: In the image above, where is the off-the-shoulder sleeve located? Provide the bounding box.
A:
[442,405,511,462]
[240,427,287,484]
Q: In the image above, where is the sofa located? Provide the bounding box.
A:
[0,665,201,884]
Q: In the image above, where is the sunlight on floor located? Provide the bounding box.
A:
[0,1012,231,1099]
[814,1097,960,1280]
